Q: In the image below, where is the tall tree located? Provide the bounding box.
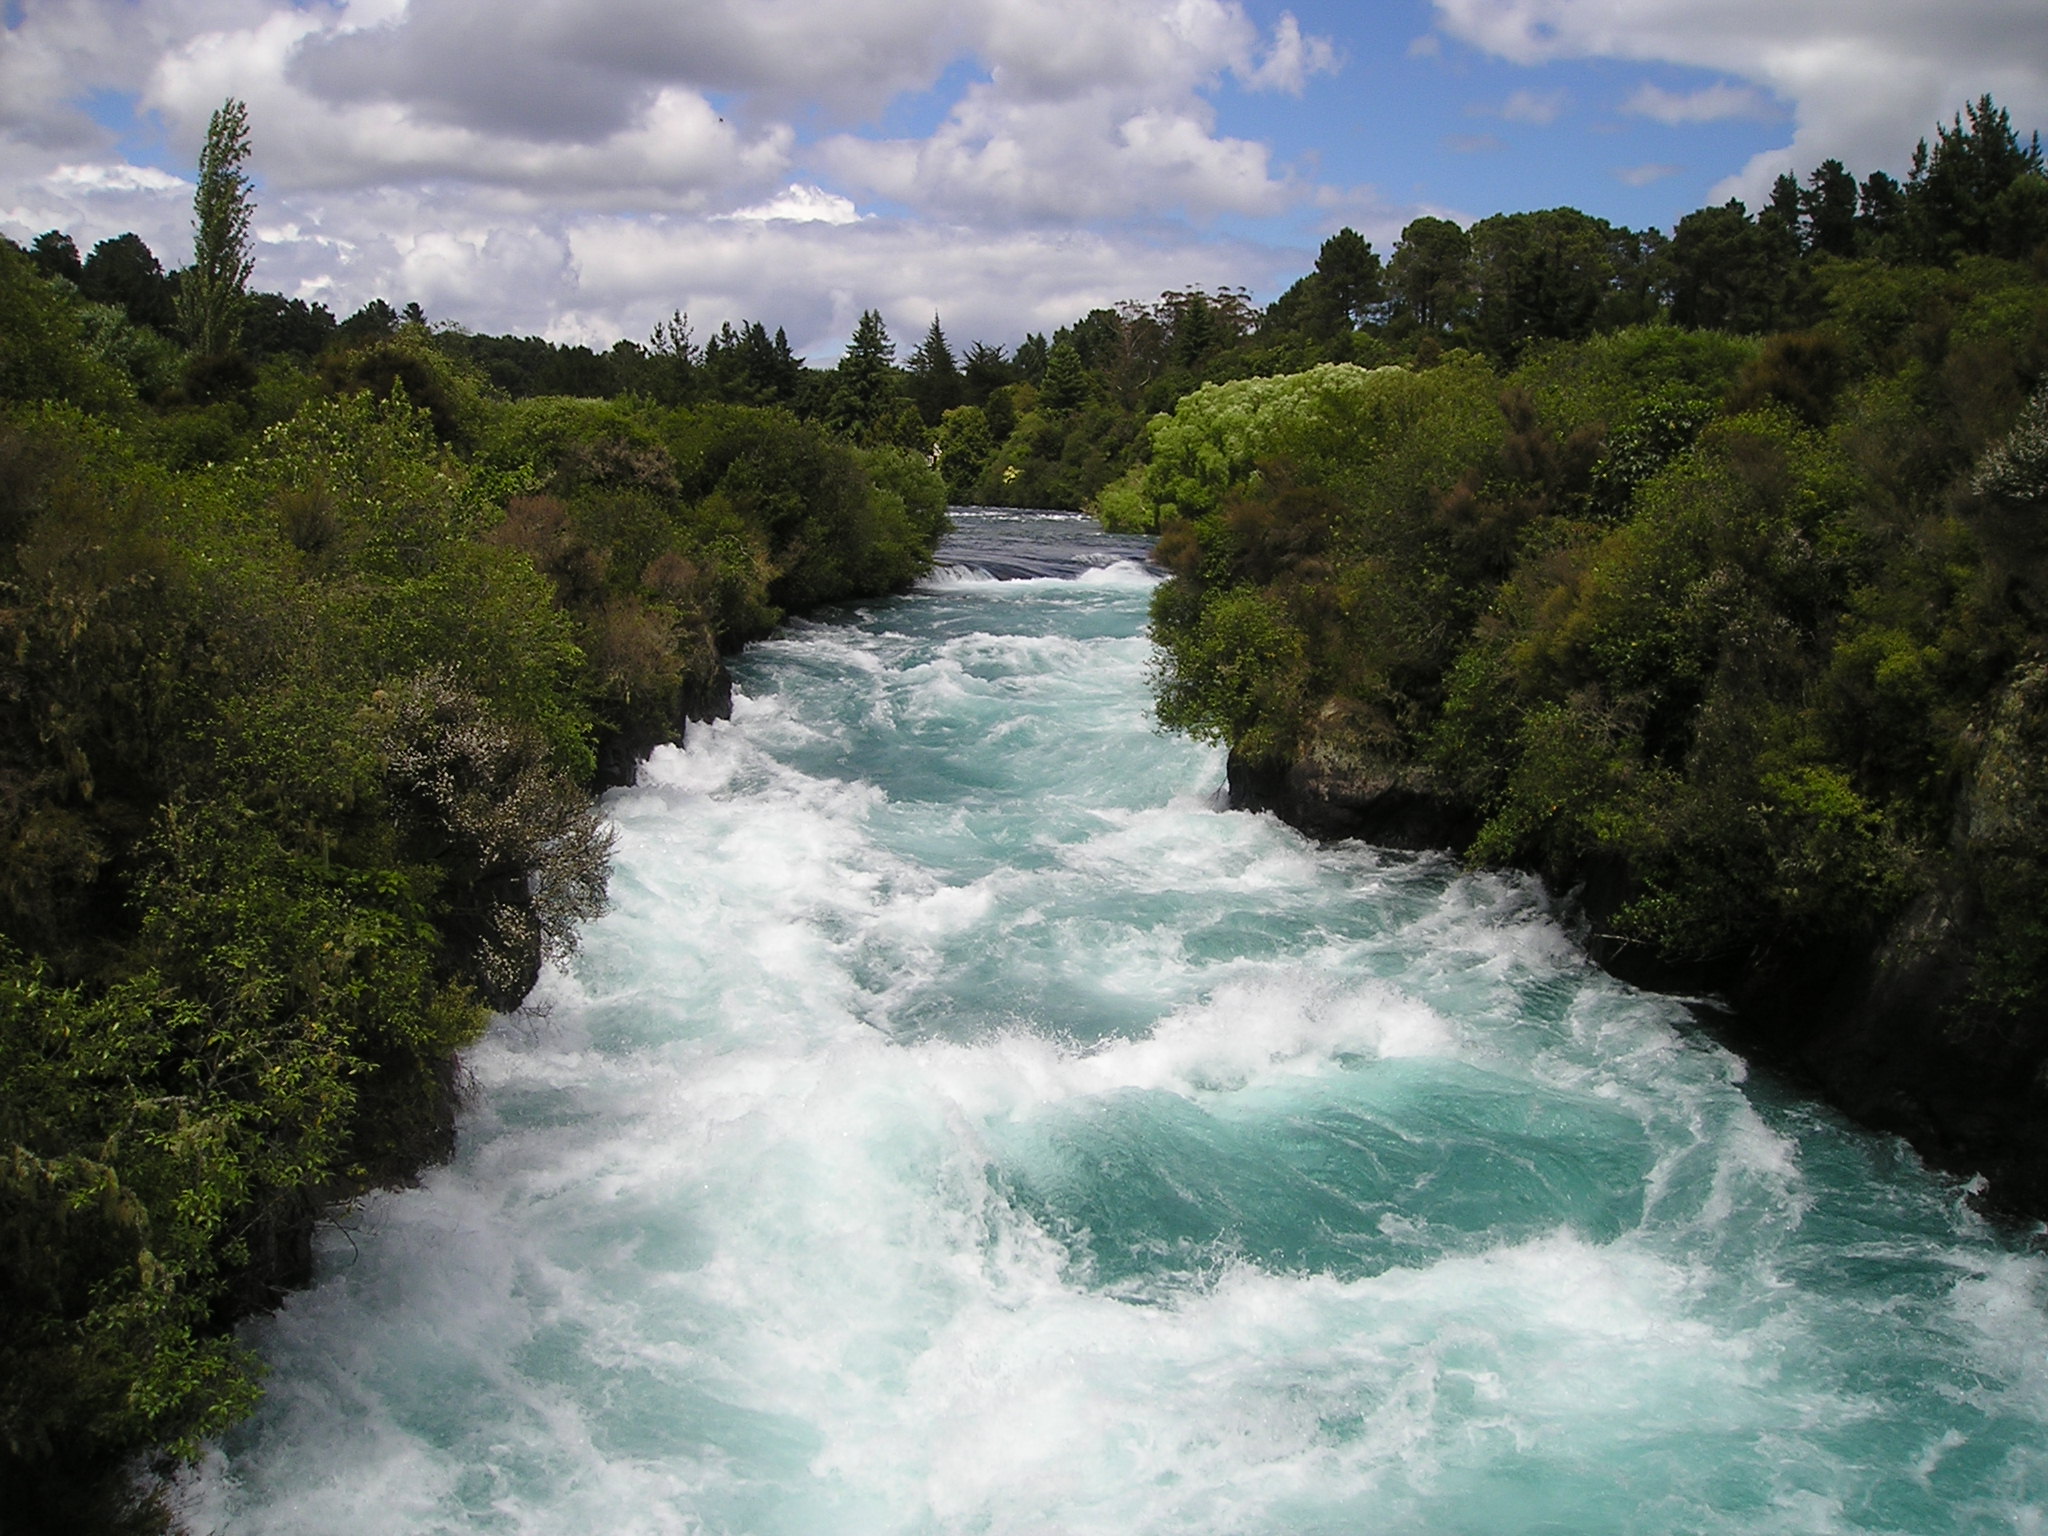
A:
[178,98,256,355]
[961,340,1016,407]
[1312,227,1385,332]
[1038,338,1090,413]
[1387,216,1472,334]
[27,231,82,285]
[1802,159,1860,257]
[905,315,963,424]
[1905,94,2047,260]
[828,309,904,440]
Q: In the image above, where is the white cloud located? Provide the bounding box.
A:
[1622,81,1778,124]
[1614,162,1682,186]
[1431,0,2048,202]
[1244,14,1341,96]
[717,185,866,225]
[48,162,190,195]
[0,0,1333,344]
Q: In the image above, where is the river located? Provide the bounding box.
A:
[185,509,2048,1534]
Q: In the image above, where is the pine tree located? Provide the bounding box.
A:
[906,315,962,424]
[828,309,904,440]
[178,98,256,355]
[1038,339,1090,413]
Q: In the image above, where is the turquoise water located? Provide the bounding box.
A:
[187,511,2048,1534]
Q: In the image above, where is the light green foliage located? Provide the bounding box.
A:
[1140,358,1500,526]
[1090,464,1151,532]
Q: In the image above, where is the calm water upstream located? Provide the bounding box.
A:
[186,510,2048,1534]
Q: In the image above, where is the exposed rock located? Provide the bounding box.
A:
[591,659,735,790]
[1225,741,1479,852]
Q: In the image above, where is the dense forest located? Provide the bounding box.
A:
[0,106,946,1529]
[1130,98,2048,1230]
[4,88,2046,1529]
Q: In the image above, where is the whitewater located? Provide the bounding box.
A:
[185,509,2048,1534]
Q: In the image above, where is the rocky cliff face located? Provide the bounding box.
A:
[1229,664,2048,1217]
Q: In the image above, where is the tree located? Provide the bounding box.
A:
[178,98,256,355]
[1312,226,1384,331]
[27,231,82,285]
[1387,216,1473,334]
[827,309,904,441]
[1014,331,1049,383]
[1661,201,1797,333]
[1905,94,2047,260]
[1038,338,1090,413]
[905,315,963,424]
[80,233,176,331]
[1467,208,1621,363]
[961,340,1016,406]
[1802,159,1860,257]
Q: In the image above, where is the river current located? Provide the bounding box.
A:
[187,510,2048,1534]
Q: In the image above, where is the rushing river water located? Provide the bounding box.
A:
[187,510,2048,1534]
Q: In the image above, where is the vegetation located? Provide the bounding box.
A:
[0,110,945,1530]
[6,80,2045,1525]
[1136,98,2048,1064]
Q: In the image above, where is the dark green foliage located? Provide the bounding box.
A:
[1139,106,2048,1035]
[1905,94,2048,261]
[827,309,907,444]
[0,228,947,1526]
[905,316,962,424]
[242,294,336,360]
[1387,216,1473,334]
[28,231,83,285]
[79,235,177,335]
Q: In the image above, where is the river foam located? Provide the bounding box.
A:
[182,512,2048,1535]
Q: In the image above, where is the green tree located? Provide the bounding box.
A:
[1802,159,1860,257]
[906,315,963,424]
[1387,216,1473,334]
[178,98,256,356]
[26,231,82,285]
[1038,338,1090,413]
[1313,226,1385,331]
[1467,207,1623,362]
[827,309,903,442]
[79,233,175,332]
[1905,94,2048,260]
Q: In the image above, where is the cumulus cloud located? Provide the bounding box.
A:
[1432,0,2048,201]
[815,2,1332,224]
[1244,14,1342,96]
[0,0,1324,345]
[716,185,866,225]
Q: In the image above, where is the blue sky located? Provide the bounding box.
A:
[2,0,2043,354]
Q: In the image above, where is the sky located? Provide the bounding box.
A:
[3,0,2046,360]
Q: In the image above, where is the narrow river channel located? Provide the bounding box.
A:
[187,509,2048,1535]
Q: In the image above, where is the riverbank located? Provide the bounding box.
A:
[1224,746,2048,1221]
